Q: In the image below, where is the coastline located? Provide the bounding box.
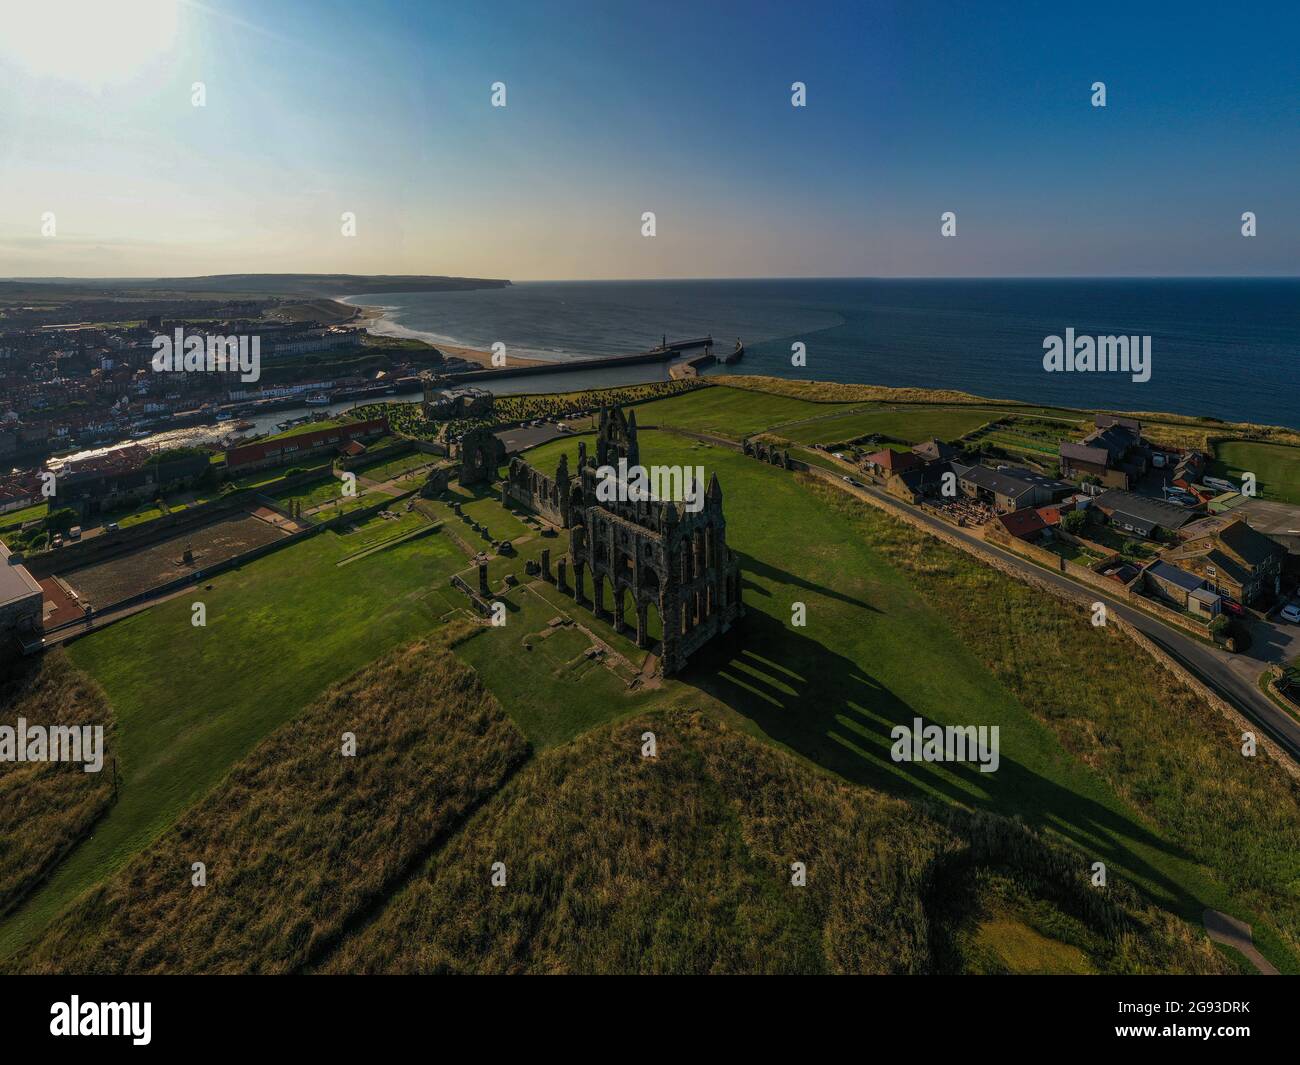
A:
[338,297,547,371]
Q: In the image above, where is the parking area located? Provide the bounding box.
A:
[61,509,290,611]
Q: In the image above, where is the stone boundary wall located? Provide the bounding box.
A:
[985,522,1215,641]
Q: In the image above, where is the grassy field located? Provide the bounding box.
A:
[321,711,1225,974]
[1213,440,1300,505]
[774,406,995,446]
[0,501,48,529]
[9,639,528,974]
[269,474,346,511]
[634,385,862,439]
[353,450,438,483]
[0,652,115,919]
[0,520,465,957]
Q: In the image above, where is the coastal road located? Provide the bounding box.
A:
[800,464,1300,765]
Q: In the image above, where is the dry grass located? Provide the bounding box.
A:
[320,711,1227,975]
[0,650,115,918]
[8,638,528,974]
[716,374,1004,406]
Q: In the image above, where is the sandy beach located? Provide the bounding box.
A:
[341,300,546,369]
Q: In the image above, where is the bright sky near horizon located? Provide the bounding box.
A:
[1,0,1297,281]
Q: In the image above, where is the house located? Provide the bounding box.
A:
[1058,415,1151,489]
[994,507,1049,542]
[911,438,958,464]
[958,465,1073,514]
[1170,450,1208,492]
[862,448,923,479]
[1093,489,1198,539]
[340,440,367,458]
[1163,515,1286,606]
[1144,560,1214,612]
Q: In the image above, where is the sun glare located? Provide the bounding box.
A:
[0,0,180,88]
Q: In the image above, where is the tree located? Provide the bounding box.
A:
[1061,509,1088,535]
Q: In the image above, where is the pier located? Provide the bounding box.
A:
[429,336,718,385]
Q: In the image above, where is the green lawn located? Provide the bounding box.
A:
[0,524,464,957]
[1213,440,1300,505]
[634,385,862,439]
[776,406,995,446]
[0,500,48,529]
[270,474,347,511]
[354,451,438,483]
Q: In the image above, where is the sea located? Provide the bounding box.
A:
[342,279,1300,430]
[56,277,1298,465]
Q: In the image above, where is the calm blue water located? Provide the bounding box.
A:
[342,279,1300,429]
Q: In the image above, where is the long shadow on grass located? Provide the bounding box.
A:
[684,609,1205,917]
[736,552,879,613]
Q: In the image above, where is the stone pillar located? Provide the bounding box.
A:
[614,587,625,632]
[594,577,605,617]
[478,561,489,596]
[661,591,681,674]
[574,561,585,602]
[541,548,552,582]
[635,601,649,649]
[557,557,568,593]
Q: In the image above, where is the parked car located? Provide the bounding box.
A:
[1281,603,1300,624]
[1220,598,1246,618]
[106,522,119,532]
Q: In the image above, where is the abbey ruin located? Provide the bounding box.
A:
[501,405,743,675]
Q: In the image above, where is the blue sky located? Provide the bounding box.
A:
[1,0,1296,278]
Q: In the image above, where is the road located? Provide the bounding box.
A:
[801,464,1300,765]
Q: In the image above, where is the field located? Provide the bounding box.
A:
[633,385,861,439]
[773,406,996,447]
[9,640,528,974]
[1213,440,1300,505]
[0,510,460,956]
[353,450,439,483]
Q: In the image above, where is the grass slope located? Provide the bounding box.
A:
[809,478,1300,967]
[0,651,115,918]
[8,638,528,974]
[321,712,1225,975]
[0,519,463,957]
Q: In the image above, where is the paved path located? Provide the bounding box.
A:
[1203,909,1280,974]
